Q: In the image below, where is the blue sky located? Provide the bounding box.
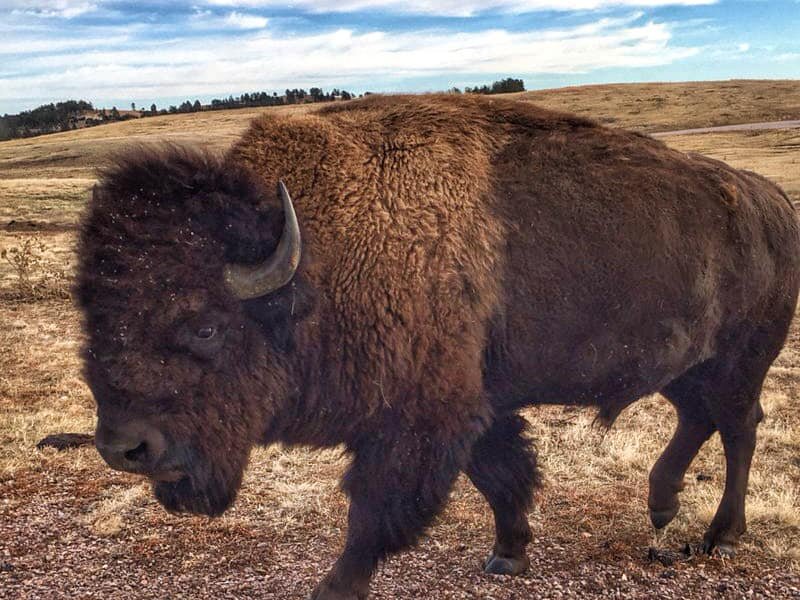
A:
[1,0,798,114]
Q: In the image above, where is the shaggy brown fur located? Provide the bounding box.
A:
[75,94,800,599]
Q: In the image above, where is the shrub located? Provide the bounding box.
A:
[1,237,71,301]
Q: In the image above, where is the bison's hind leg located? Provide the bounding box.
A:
[697,322,787,555]
[649,368,717,530]
[652,309,793,556]
[465,413,541,575]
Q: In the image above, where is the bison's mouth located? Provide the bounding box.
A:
[151,447,243,518]
[151,469,185,483]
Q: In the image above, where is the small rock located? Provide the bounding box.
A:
[648,546,679,567]
[660,569,677,579]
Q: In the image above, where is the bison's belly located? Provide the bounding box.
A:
[484,299,712,413]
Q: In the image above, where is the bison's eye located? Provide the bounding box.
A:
[197,326,216,340]
[175,314,227,360]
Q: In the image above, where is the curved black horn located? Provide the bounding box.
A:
[223,181,301,300]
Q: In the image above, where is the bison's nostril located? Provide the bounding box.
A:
[124,441,148,463]
[95,422,167,474]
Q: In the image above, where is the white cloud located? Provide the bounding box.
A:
[224,11,269,29]
[187,9,269,29]
[0,34,130,55]
[7,1,97,18]
[706,41,753,59]
[0,16,699,108]
[0,0,718,19]
[206,0,716,17]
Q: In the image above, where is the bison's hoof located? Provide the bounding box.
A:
[483,553,530,576]
[649,504,679,530]
[701,539,737,559]
[650,506,678,529]
[310,580,367,600]
[36,433,95,451]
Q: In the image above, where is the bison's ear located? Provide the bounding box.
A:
[241,276,315,352]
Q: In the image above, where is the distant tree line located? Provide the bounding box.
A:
[205,88,354,111]
[0,87,356,141]
[0,79,524,141]
[0,100,98,141]
[0,100,142,141]
[158,87,355,115]
[459,78,525,95]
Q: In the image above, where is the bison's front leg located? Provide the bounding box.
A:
[466,414,540,575]
[311,429,475,600]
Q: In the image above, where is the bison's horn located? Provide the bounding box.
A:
[223,181,302,300]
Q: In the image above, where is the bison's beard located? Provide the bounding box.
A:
[154,475,238,517]
[152,443,248,517]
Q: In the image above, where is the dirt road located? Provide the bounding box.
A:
[653,120,800,137]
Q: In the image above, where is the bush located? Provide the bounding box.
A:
[1,237,71,301]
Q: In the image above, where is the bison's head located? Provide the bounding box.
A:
[77,146,312,516]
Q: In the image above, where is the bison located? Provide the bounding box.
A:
[75,95,798,599]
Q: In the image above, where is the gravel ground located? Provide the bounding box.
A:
[2,460,799,600]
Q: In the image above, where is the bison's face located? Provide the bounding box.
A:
[77,148,310,516]
[85,290,260,517]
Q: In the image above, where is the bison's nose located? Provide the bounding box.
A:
[95,420,167,474]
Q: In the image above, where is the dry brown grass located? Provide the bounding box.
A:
[1,83,799,598]
[511,79,800,133]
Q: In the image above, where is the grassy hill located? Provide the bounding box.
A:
[512,79,800,133]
